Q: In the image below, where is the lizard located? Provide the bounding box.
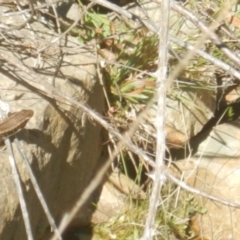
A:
[0,109,34,141]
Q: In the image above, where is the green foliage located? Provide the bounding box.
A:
[93,182,206,239]
[110,34,158,105]
[83,11,111,40]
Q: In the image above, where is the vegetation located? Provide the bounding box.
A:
[2,0,240,239]
[93,181,207,239]
[70,0,240,239]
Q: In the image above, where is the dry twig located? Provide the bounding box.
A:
[141,0,170,239]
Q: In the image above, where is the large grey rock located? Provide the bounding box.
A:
[0,4,105,240]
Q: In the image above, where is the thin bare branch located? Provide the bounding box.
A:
[171,36,240,80]
[15,139,62,240]
[171,2,240,68]
[165,171,240,209]
[5,138,33,240]
[90,0,240,83]
[0,52,155,167]
[141,0,170,238]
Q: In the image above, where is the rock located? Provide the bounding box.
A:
[90,169,146,225]
[174,120,240,239]
[0,4,106,240]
